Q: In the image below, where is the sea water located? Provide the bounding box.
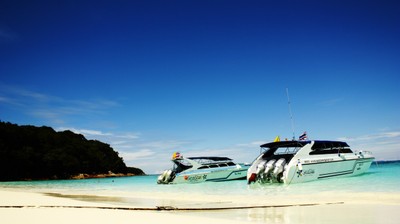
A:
[1,161,399,206]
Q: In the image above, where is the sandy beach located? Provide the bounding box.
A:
[0,190,250,224]
[1,189,400,224]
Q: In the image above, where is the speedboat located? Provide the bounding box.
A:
[157,152,250,184]
[247,140,374,184]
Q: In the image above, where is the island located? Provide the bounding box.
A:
[0,121,145,181]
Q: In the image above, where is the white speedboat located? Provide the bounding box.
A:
[247,140,374,184]
[157,152,250,184]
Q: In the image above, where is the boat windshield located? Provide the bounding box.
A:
[273,146,301,155]
[258,141,310,161]
[172,159,193,173]
[189,157,232,165]
[260,141,308,155]
[171,156,234,173]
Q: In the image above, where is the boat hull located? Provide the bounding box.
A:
[283,156,374,184]
[172,165,249,184]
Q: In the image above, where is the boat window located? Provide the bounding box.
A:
[274,147,300,155]
[309,148,353,155]
[198,166,209,169]
[219,163,228,167]
[310,142,353,155]
[227,162,236,166]
[208,164,218,168]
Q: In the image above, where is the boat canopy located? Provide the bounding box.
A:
[172,156,234,173]
[260,141,311,149]
[187,156,232,161]
[260,140,349,150]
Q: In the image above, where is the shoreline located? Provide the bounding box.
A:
[2,173,144,182]
[70,172,138,180]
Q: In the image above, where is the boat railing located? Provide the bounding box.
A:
[198,162,236,169]
[354,150,373,157]
[192,158,232,165]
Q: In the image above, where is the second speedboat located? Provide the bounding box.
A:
[158,152,250,184]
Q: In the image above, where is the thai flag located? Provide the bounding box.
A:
[299,132,307,140]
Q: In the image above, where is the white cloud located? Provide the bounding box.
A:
[236,141,265,147]
[0,96,20,105]
[0,29,19,42]
[82,129,112,136]
[56,127,112,137]
[0,84,120,125]
[320,98,343,107]
[116,133,140,139]
[135,140,190,149]
[338,131,400,161]
[338,131,400,142]
[120,149,156,160]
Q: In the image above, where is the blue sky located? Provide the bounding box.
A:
[1,0,399,173]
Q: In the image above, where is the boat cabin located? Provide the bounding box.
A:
[259,140,354,161]
[171,156,236,173]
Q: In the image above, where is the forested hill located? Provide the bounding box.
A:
[0,121,145,181]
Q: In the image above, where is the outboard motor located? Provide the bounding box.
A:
[157,170,167,184]
[255,160,268,182]
[247,154,264,184]
[256,160,267,176]
[262,159,276,182]
[272,158,286,182]
[157,169,175,184]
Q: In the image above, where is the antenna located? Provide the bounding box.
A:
[286,88,296,140]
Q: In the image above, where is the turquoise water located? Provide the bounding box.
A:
[1,162,399,200]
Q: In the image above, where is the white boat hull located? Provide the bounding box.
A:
[158,154,250,184]
[283,155,374,184]
[170,164,249,184]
